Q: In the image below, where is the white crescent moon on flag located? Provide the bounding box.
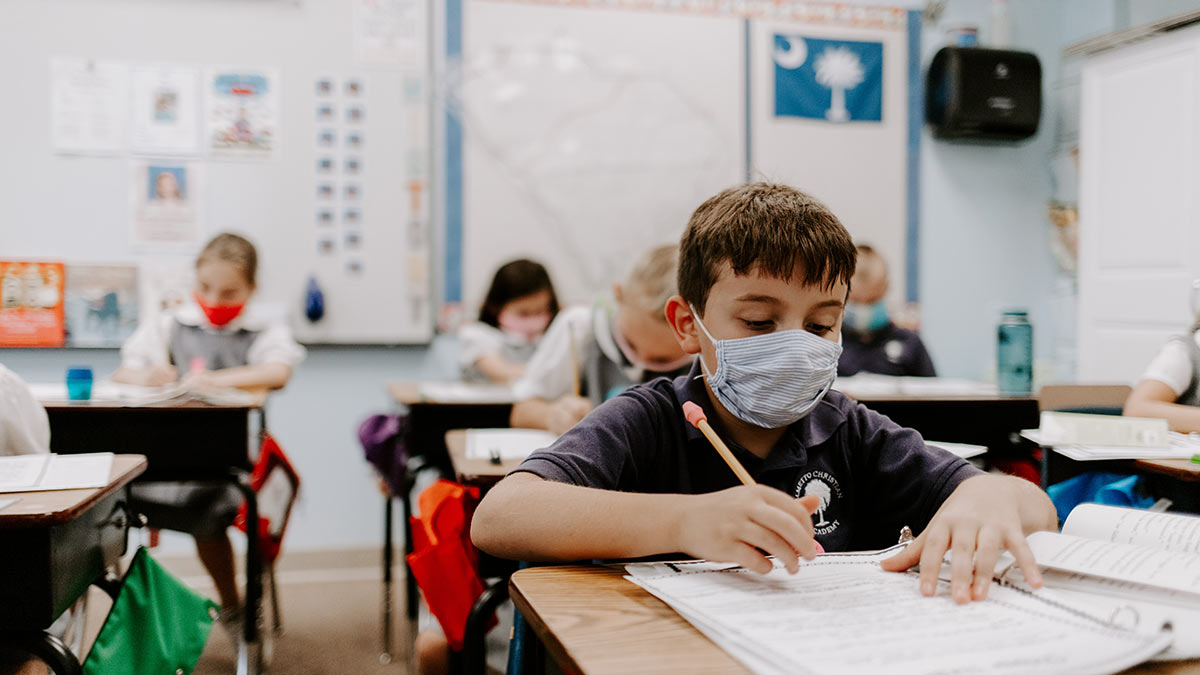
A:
[774,36,808,70]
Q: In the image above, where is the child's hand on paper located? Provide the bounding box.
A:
[880,474,1055,604]
[675,486,821,575]
[141,364,178,387]
[546,395,593,435]
[180,370,223,391]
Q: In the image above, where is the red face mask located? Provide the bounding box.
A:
[194,293,245,327]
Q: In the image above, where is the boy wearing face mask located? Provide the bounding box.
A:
[838,244,935,377]
[474,183,1055,605]
[509,244,694,435]
[113,232,305,632]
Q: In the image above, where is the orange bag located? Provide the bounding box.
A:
[234,432,301,563]
[406,479,495,650]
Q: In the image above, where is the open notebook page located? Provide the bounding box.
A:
[626,547,1169,675]
[1063,504,1200,555]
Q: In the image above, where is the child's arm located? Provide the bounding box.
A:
[472,353,526,383]
[1123,379,1200,433]
[471,472,820,574]
[112,364,178,386]
[880,473,1056,604]
[182,362,292,391]
[510,395,592,433]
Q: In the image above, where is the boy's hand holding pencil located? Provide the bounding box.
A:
[679,401,823,574]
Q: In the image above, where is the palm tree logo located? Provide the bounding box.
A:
[804,480,833,527]
[814,46,865,122]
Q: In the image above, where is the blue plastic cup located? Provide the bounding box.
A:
[66,367,93,401]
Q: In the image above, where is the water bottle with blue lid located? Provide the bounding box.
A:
[997,310,1032,395]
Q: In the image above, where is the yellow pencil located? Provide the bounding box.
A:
[683,400,825,554]
[683,401,754,486]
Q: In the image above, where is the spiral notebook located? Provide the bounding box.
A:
[625,533,1181,674]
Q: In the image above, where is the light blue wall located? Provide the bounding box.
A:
[917,0,1064,380]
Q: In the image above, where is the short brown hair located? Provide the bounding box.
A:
[678,183,856,313]
[197,232,258,287]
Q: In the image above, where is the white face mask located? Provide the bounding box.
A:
[691,305,842,428]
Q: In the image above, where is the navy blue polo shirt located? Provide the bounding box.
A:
[514,361,980,552]
[838,322,937,378]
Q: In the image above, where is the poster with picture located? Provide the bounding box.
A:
[132,66,201,154]
[132,161,202,246]
[0,261,66,347]
[205,68,279,156]
[65,265,139,347]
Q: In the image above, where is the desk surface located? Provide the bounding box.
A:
[444,429,528,486]
[0,454,146,528]
[388,381,515,406]
[1134,457,1200,482]
[510,565,1200,675]
[40,391,266,411]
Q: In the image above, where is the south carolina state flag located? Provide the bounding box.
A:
[774,35,883,123]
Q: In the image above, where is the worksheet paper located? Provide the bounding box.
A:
[1027,531,1200,596]
[0,453,114,493]
[1063,503,1200,554]
[626,547,1170,675]
[465,429,556,461]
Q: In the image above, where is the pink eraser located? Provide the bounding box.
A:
[814,541,825,554]
[682,401,707,427]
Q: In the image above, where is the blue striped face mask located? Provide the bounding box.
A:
[691,305,843,428]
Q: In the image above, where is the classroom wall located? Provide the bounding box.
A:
[8,1,1198,553]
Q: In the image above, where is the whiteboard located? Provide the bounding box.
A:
[454,1,912,313]
[0,0,433,344]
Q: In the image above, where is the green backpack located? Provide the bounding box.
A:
[83,547,218,675]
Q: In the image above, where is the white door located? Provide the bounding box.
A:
[1078,24,1200,383]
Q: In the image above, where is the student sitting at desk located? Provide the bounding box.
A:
[838,243,935,377]
[0,364,50,456]
[474,183,1055,604]
[112,232,305,634]
[1124,288,1200,432]
[509,244,693,434]
[458,259,559,384]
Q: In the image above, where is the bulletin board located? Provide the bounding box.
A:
[0,0,434,344]
[450,0,914,313]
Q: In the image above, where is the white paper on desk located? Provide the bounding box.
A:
[417,382,514,404]
[926,440,987,459]
[1039,411,1169,448]
[32,381,186,406]
[626,547,1170,675]
[0,453,113,493]
[465,429,556,460]
[0,497,18,512]
[0,455,51,491]
[832,374,997,398]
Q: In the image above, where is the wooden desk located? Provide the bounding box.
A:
[444,429,531,487]
[0,455,146,675]
[510,565,1200,675]
[41,396,270,670]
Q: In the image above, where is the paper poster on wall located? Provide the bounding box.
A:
[131,66,201,155]
[204,69,279,156]
[354,0,423,66]
[0,261,66,347]
[50,58,130,155]
[131,161,202,246]
[774,35,883,122]
[65,265,139,347]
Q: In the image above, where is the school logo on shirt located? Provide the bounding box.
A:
[795,470,842,536]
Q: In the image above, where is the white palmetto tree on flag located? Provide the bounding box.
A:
[814,46,865,122]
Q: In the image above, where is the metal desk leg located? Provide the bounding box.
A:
[380,494,394,664]
[0,631,82,675]
[403,479,418,621]
[232,471,264,675]
[462,582,509,675]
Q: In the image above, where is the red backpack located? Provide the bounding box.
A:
[407,479,495,650]
[234,432,301,563]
